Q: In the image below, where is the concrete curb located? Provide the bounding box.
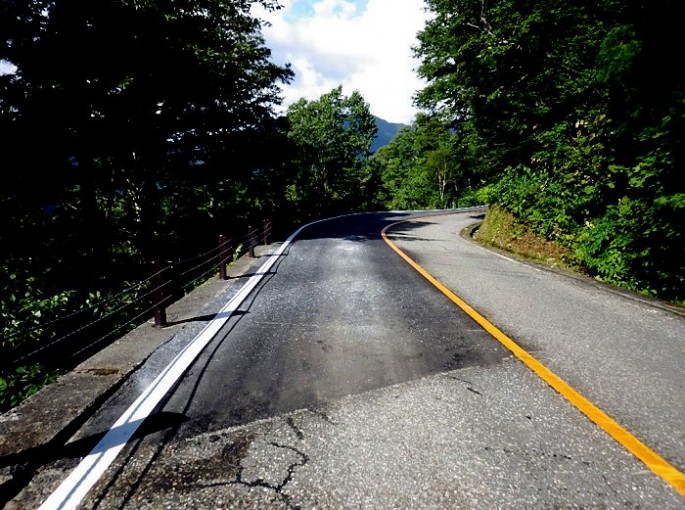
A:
[461,220,685,319]
[0,245,278,501]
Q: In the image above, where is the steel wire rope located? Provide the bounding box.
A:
[182,235,238,268]
[176,240,234,280]
[174,236,231,267]
[234,227,261,245]
[176,252,229,293]
[13,237,237,364]
[5,235,238,344]
[8,227,262,365]
[262,223,272,237]
[12,280,173,365]
[192,255,234,283]
[4,265,170,343]
[229,243,250,261]
[68,294,176,361]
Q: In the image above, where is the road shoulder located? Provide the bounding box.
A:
[388,212,685,476]
[0,245,278,503]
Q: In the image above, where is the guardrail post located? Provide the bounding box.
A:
[248,225,257,258]
[263,219,271,246]
[151,260,170,328]
[218,234,230,280]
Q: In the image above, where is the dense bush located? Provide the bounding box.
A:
[412,0,684,303]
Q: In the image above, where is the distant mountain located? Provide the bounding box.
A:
[370,116,405,153]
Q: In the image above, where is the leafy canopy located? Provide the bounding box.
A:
[285,86,377,216]
[412,0,685,301]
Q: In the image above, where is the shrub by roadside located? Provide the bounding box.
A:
[473,204,586,274]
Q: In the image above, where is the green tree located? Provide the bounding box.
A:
[0,0,294,408]
[415,0,609,174]
[285,86,377,217]
[413,0,685,301]
[1,0,292,260]
[372,113,473,209]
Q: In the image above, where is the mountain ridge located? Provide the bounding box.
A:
[371,115,405,153]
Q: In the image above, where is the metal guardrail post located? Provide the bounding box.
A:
[151,260,170,328]
[218,234,230,280]
[248,225,257,258]
[263,219,270,246]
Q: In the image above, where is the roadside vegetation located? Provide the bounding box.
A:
[408,0,684,306]
[0,1,381,411]
[366,0,684,306]
[2,0,683,410]
[473,205,583,274]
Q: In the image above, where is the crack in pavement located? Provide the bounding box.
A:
[286,417,305,441]
[193,439,309,510]
[446,374,483,396]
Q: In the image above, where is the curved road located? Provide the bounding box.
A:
[17,210,685,509]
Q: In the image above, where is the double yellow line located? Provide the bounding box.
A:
[382,217,685,497]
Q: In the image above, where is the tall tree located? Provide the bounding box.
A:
[285,86,377,217]
[1,0,292,261]
[413,0,685,300]
[415,0,608,174]
[372,113,471,210]
[0,0,293,407]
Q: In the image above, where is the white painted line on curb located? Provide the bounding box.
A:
[38,226,307,510]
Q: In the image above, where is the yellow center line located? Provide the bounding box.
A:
[381,216,685,497]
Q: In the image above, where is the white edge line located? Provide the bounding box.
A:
[37,207,485,510]
[37,224,311,510]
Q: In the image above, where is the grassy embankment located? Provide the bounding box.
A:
[472,205,685,311]
[472,204,586,275]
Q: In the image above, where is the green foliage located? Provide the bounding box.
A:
[0,364,61,414]
[1,266,75,353]
[1,0,293,258]
[0,1,296,409]
[414,0,685,302]
[285,86,378,217]
[370,113,483,210]
[475,204,581,272]
[596,25,641,85]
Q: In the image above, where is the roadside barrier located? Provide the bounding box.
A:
[5,220,273,367]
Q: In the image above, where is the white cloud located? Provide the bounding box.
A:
[254,0,429,124]
[0,59,18,76]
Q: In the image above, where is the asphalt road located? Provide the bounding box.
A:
[14,211,685,509]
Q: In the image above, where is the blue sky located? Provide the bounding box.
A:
[254,0,429,124]
[1,1,428,124]
[284,0,368,21]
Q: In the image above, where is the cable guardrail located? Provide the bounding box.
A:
[3,265,170,343]
[4,220,273,369]
[68,294,174,362]
[11,278,174,364]
[176,243,233,294]
[174,235,232,267]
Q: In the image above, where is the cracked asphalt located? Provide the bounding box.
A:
[9,211,684,509]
